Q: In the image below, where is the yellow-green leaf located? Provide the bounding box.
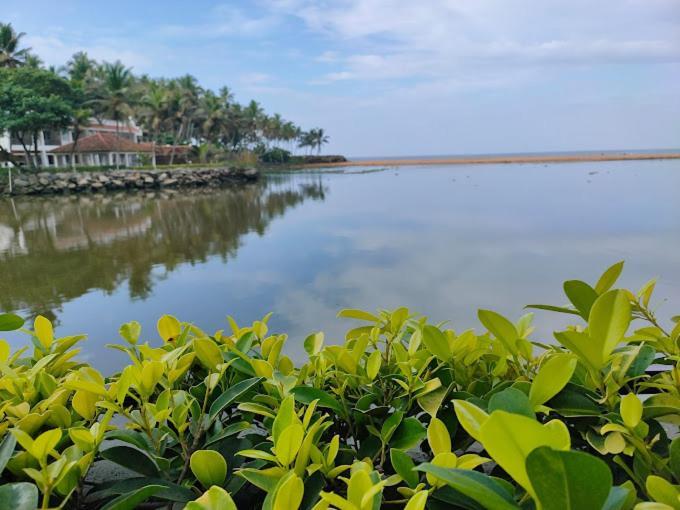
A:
[427,417,451,455]
[529,354,577,408]
[186,486,237,510]
[620,393,643,429]
[478,411,571,499]
[157,315,181,342]
[366,351,381,380]
[337,309,381,323]
[453,400,489,442]
[594,261,624,294]
[589,290,631,360]
[405,490,428,510]
[194,338,223,371]
[191,450,227,488]
[34,315,53,349]
[275,424,304,466]
[273,473,304,510]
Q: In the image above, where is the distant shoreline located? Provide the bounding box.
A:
[300,152,680,168]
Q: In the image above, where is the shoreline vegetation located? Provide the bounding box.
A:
[0,262,677,509]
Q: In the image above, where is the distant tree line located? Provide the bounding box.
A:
[0,22,330,169]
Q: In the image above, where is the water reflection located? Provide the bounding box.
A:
[0,160,678,373]
[0,177,326,319]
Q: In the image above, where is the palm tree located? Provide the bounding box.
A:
[313,128,329,155]
[93,61,134,169]
[69,107,92,169]
[63,51,95,88]
[0,23,31,68]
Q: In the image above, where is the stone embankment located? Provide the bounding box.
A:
[1,167,259,196]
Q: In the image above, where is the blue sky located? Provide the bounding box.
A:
[4,0,679,156]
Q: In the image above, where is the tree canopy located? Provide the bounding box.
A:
[0,21,330,168]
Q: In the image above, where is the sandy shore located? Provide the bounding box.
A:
[301,152,680,168]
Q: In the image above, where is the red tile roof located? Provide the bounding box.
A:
[51,132,154,154]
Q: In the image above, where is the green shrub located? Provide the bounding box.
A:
[0,261,678,509]
[259,148,292,164]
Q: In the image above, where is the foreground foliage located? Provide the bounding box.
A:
[0,261,678,509]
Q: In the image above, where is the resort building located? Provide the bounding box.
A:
[0,119,154,168]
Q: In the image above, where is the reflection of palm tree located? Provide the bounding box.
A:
[0,177,327,316]
[0,23,31,68]
[93,62,134,169]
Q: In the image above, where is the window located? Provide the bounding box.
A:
[43,130,62,146]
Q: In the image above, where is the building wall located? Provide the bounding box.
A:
[0,118,144,168]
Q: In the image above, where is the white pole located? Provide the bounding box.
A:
[8,167,12,194]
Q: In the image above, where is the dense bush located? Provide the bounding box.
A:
[259,148,292,164]
[0,261,678,509]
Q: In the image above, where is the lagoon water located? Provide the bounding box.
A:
[1,159,679,372]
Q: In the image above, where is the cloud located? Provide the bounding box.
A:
[157,5,279,38]
[264,0,680,83]
[25,34,152,70]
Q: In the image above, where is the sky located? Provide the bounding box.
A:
[3,0,679,157]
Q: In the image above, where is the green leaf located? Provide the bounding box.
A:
[526,446,612,510]
[206,421,252,447]
[0,483,39,510]
[588,290,631,360]
[595,261,625,295]
[208,377,262,422]
[416,465,519,510]
[101,485,165,510]
[422,325,452,361]
[119,321,141,344]
[390,449,419,488]
[303,332,324,356]
[86,477,194,504]
[381,410,403,443]
[524,304,580,316]
[185,486,237,510]
[477,310,519,355]
[529,354,577,408]
[603,485,634,510]
[646,476,680,509]
[105,430,151,451]
[101,446,160,477]
[0,433,17,474]
[337,309,381,322]
[478,411,571,499]
[670,437,680,484]
[291,387,343,414]
[191,450,227,488]
[563,280,598,320]
[488,387,535,419]
[0,313,24,331]
[390,417,427,450]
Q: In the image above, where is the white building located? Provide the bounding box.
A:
[0,119,147,168]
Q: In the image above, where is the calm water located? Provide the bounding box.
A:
[1,160,679,372]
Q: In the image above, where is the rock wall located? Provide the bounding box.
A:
[1,167,259,196]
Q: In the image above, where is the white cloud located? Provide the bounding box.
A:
[157,5,279,38]
[25,35,152,70]
[264,0,680,82]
